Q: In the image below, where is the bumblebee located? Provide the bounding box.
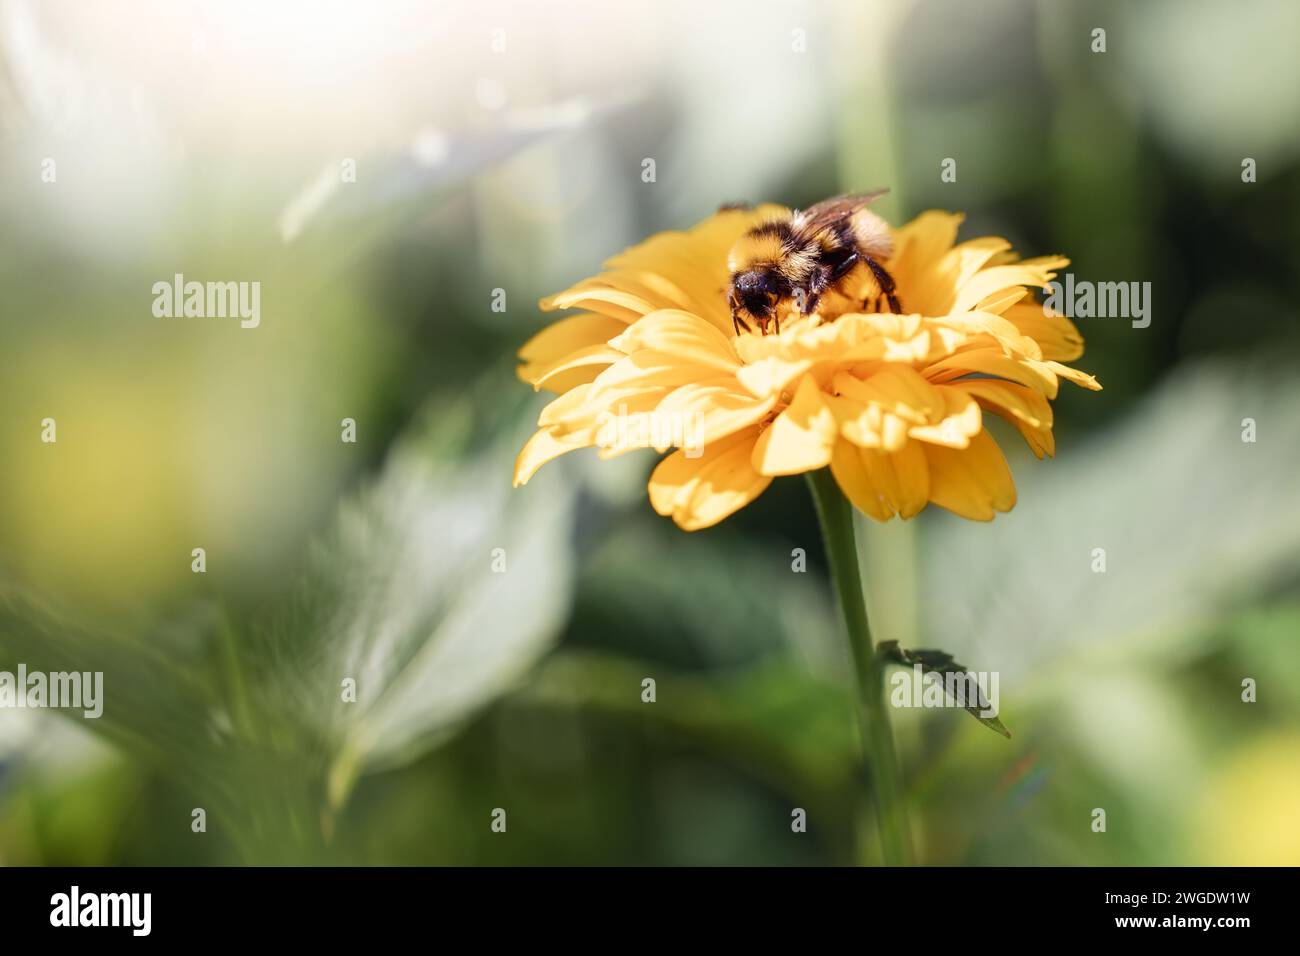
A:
[725,191,900,335]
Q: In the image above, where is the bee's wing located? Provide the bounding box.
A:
[792,189,889,240]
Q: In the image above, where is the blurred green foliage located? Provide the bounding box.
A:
[1,0,1297,865]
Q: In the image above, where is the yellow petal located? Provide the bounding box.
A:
[519,313,625,363]
[602,244,730,328]
[528,343,624,392]
[751,374,838,475]
[922,322,970,359]
[830,440,891,521]
[908,387,983,448]
[828,393,884,449]
[924,347,1060,397]
[922,429,1016,520]
[887,440,931,518]
[917,236,1013,314]
[879,411,910,451]
[955,378,1055,459]
[880,327,932,362]
[553,383,671,440]
[538,383,595,428]
[649,428,771,531]
[583,349,723,409]
[514,427,592,486]
[930,310,1041,359]
[532,364,605,396]
[735,355,814,399]
[972,287,1028,316]
[829,440,929,521]
[945,236,1014,292]
[1003,301,1085,362]
[1045,360,1102,391]
[601,204,788,333]
[833,365,943,424]
[832,437,935,520]
[828,367,942,453]
[889,211,963,315]
[655,377,777,447]
[609,309,740,373]
[576,269,700,315]
[950,258,1069,315]
[540,283,660,323]
[953,378,1051,427]
[518,313,628,392]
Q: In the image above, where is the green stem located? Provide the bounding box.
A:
[806,468,913,866]
[217,612,258,745]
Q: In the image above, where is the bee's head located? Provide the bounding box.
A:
[728,268,779,326]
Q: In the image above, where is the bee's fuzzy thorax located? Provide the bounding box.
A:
[845,208,894,261]
[727,230,784,272]
[727,218,818,282]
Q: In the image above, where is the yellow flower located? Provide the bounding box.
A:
[514,205,1100,530]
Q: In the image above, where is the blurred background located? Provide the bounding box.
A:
[1,0,1298,865]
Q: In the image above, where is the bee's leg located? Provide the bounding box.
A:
[827,250,860,282]
[732,311,752,336]
[862,255,902,313]
[798,264,833,320]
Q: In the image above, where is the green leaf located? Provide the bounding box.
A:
[241,377,581,811]
[921,362,1300,680]
[877,639,1011,738]
[0,371,584,857]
